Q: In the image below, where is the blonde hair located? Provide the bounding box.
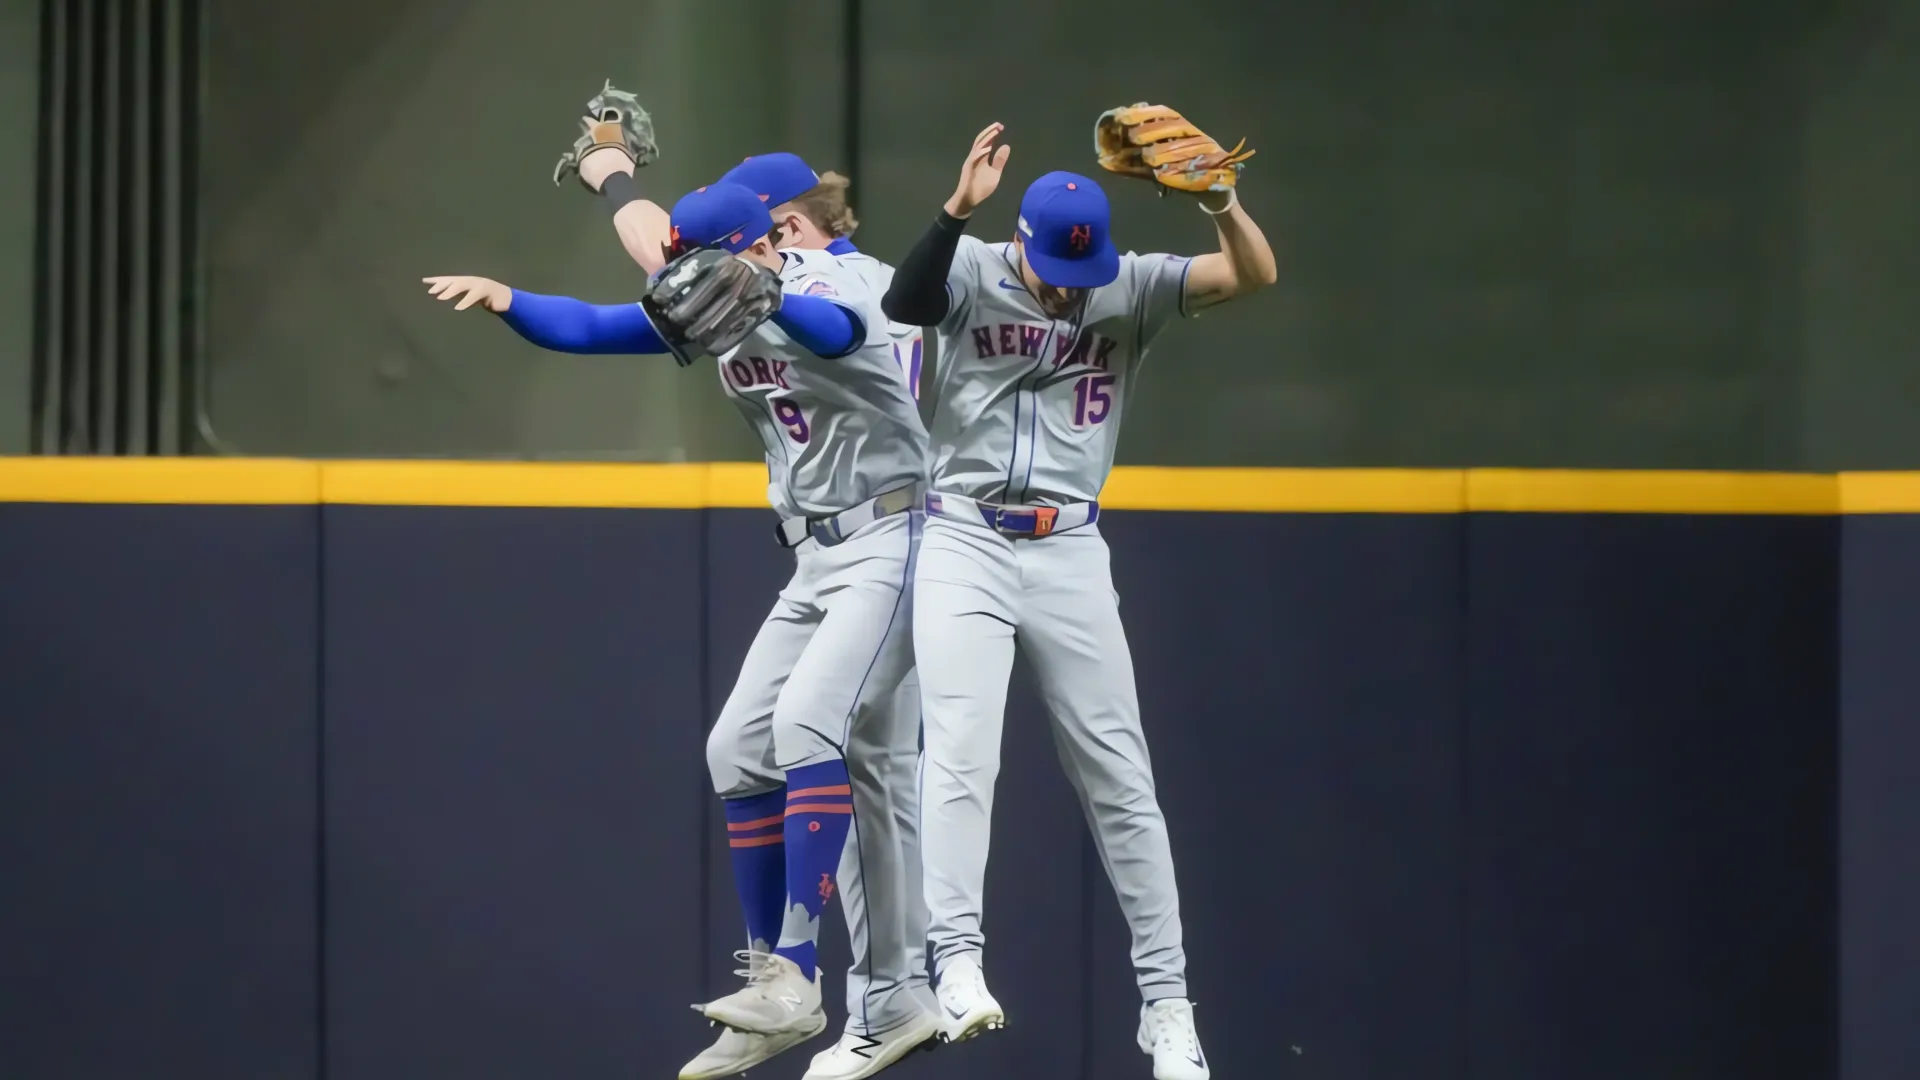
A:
[779,170,860,238]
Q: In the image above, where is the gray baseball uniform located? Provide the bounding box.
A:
[915,235,1194,1000]
[830,246,935,1028]
[706,246,929,1030]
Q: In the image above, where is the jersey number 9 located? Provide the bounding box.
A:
[1072,374,1115,427]
[772,399,811,444]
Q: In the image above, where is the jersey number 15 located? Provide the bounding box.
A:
[1072,374,1115,427]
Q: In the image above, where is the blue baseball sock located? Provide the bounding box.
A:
[774,759,853,981]
[723,789,788,953]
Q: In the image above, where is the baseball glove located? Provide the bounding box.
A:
[641,248,782,366]
[553,79,660,189]
[1094,103,1253,194]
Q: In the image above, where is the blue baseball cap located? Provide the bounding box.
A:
[719,152,821,208]
[1016,171,1119,289]
[668,182,774,255]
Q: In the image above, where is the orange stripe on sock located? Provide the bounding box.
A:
[728,834,785,848]
[785,803,854,815]
[727,814,785,831]
[787,785,852,799]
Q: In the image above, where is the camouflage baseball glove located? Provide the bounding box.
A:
[1094,103,1253,194]
[641,248,782,367]
[553,79,660,189]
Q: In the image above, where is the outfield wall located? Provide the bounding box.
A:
[2,461,1912,1080]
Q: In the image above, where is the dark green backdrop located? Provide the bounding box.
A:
[6,0,1920,467]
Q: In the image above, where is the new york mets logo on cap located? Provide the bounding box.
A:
[1016,171,1120,289]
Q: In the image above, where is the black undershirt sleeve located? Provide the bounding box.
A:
[880,209,969,327]
[599,171,641,218]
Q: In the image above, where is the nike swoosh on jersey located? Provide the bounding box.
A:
[996,279,1025,291]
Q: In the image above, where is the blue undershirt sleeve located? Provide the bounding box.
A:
[496,290,667,354]
[769,292,863,359]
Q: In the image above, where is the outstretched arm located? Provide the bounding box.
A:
[500,290,668,354]
[421,275,667,355]
[1182,191,1278,312]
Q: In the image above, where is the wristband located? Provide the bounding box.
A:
[1200,190,1239,216]
[601,171,641,217]
[935,209,970,233]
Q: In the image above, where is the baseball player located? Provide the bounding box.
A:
[423,180,934,1080]
[671,152,938,1080]
[878,111,1276,1080]
[553,88,938,1078]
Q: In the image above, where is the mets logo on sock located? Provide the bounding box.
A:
[1069,224,1092,252]
[818,873,836,901]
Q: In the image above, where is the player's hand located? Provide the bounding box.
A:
[945,122,1010,219]
[422,275,511,313]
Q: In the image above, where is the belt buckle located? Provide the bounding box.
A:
[991,505,1057,538]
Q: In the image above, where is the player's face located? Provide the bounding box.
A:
[1014,239,1085,317]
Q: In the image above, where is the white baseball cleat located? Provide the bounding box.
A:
[699,950,826,1037]
[933,954,1005,1043]
[1138,998,1210,1080]
[800,1011,939,1080]
[679,1018,828,1080]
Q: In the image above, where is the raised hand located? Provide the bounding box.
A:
[422,275,511,313]
[945,122,1010,219]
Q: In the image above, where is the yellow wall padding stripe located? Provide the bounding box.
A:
[1838,472,1920,514]
[321,461,781,508]
[1099,467,1465,513]
[322,461,715,508]
[1,459,1918,514]
[1467,470,1839,515]
[0,458,322,504]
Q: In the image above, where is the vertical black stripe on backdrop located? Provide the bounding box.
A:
[144,0,165,453]
[57,0,83,451]
[84,0,108,450]
[841,0,862,198]
[112,0,135,453]
[177,0,202,454]
[29,0,59,452]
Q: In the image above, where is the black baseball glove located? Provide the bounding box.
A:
[642,248,783,366]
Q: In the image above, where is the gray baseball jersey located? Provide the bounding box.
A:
[717,248,929,519]
[928,235,1191,504]
[836,249,926,404]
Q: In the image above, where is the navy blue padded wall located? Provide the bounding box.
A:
[1838,514,1920,1080]
[1087,511,1470,1080]
[0,504,321,1080]
[318,506,707,1080]
[1464,514,1837,1080]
